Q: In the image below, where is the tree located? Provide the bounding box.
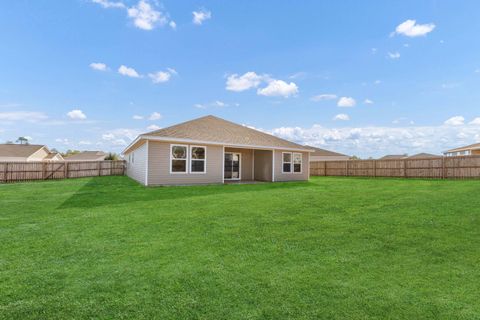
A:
[5,141,14,144]
[16,137,29,145]
[105,152,119,160]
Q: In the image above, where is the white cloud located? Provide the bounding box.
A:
[192,9,211,25]
[147,124,161,131]
[148,112,162,120]
[169,21,177,29]
[194,104,206,109]
[102,128,141,147]
[469,117,480,125]
[55,138,70,145]
[374,80,382,85]
[67,109,86,120]
[270,122,480,158]
[118,65,141,78]
[0,111,48,122]
[148,68,176,83]
[89,62,108,71]
[444,116,465,126]
[333,114,350,121]
[127,0,168,30]
[475,69,480,73]
[364,99,374,105]
[393,19,435,37]
[388,52,401,59]
[133,115,144,120]
[226,72,264,92]
[257,80,298,98]
[311,94,337,102]
[79,140,92,145]
[337,97,356,107]
[371,48,377,54]
[226,71,298,98]
[91,0,125,9]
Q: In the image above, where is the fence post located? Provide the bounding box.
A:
[42,162,47,180]
[98,161,101,176]
[324,161,327,176]
[3,162,7,183]
[442,157,446,179]
[345,161,348,176]
[404,159,407,178]
[64,162,69,179]
[373,160,377,178]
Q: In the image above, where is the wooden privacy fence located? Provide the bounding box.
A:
[0,160,125,183]
[310,156,480,179]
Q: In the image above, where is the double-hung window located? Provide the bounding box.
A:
[293,153,302,173]
[171,145,188,173]
[190,146,206,173]
[282,152,292,173]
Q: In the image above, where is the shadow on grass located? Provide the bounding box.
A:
[58,176,316,209]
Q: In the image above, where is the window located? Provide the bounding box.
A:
[171,145,187,173]
[293,153,302,173]
[190,146,206,173]
[282,152,292,173]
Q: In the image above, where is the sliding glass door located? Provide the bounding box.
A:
[224,152,241,180]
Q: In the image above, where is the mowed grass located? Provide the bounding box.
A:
[1,176,480,319]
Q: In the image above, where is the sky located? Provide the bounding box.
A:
[1,0,480,158]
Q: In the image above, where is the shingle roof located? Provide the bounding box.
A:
[305,145,347,157]
[65,151,107,161]
[141,115,312,151]
[0,144,46,157]
[44,152,63,160]
[406,153,441,159]
[445,142,480,153]
[379,154,407,160]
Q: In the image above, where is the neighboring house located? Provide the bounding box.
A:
[64,151,107,161]
[306,145,349,162]
[379,154,408,160]
[123,115,313,186]
[406,153,440,159]
[444,143,480,157]
[44,152,64,161]
[0,144,54,162]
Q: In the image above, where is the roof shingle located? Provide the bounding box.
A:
[142,115,311,151]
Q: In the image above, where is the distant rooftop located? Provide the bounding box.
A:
[65,151,107,161]
[444,142,480,153]
[0,144,46,157]
[304,145,348,157]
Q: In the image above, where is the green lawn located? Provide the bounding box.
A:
[1,176,480,319]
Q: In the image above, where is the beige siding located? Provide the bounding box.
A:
[27,147,49,161]
[148,141,223,186]
[253,150,273,181]
[274,150,309,182]
[310,155,350,162]
[126,141,147,185]
[225,147,253,181]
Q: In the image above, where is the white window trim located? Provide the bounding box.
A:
[293,152,303,174]
[282,152,292,174]
[190,145,207,174]
[170,144,189,174]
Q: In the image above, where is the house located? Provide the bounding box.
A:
[444,143,480,157]
[0,144,60,162]
[64,151,107,161]
[44,152,64,161]
[306,145,349,161]
[122,115,313,186]
[406,153,440,159]
[379,154,408,160]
